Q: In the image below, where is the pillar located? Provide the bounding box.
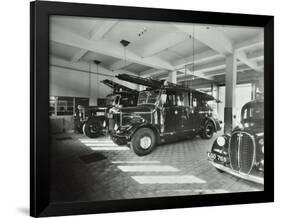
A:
[251,82,256,100]
[167,71,177,84]
[89,62,97,106]
[224,53,237,134]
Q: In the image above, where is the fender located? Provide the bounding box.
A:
[203,117,220,132]
[86,115,105,125]
[127,122,161,144]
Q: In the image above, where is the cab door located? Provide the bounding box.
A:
[187,95,201,131]
[163,93,183,133]
[181,92,194,131]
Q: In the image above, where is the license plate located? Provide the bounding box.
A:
[208,152,226,162]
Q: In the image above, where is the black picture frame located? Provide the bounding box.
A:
[30,1,274,217]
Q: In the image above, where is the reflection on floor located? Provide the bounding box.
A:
[50,133,263,203]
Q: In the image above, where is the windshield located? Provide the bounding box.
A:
[106,95,120,106]
[241,102,264,121]
[137,90,161,106]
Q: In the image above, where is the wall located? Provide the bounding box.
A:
[49,56,139,132]
[50,56,139,106]
[217,83,252,126]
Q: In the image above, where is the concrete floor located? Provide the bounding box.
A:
[50,132,263,203]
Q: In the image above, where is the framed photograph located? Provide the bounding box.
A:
[30,1,274,217]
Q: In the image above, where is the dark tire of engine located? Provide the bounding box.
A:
[83,119,103,138]
[200,121,215,139]
[130,128,156,156]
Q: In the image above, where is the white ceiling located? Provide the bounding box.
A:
[50,15,264,82]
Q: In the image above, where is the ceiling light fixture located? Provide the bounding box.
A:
[138,27,147,37]
[120,40,130,69]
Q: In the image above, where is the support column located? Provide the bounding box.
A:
[89,62,96,106]
[167,71,177,84]
[224,53,237,134]
[251,82,256,100]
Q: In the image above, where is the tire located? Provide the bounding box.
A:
[130,128,156,156]
[83,119,103,138]
[200,121,215,139]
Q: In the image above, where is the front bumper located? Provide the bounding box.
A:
[208,156,264,185]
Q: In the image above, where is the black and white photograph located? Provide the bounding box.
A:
[49,15,265,203]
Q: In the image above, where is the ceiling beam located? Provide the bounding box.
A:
[236,50,263,73]
[158,68,214,81]
[50,56,137,79]
[140,69,168,78]
[235,33,263,51]
[139,31,187,58]
[109,60,132,71]
[247,49,263,60]
[172,50,222,69]
[51,24,175,70]
[174,24,233,56]
[177,69,214,80]
[71,20,118,62]
[175,27,263,74]
[143,50,221,80]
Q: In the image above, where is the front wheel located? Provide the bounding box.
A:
[200,122,215,139]
[130,128,156,156]
[83,119,103,138]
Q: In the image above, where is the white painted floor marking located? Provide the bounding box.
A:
[118,165,180,172]
[155,189,229,194]
[112,161,161,164]
[131,175,206,184]
[90,146,129,151]
[84,143,118,147]
[80,140,113,144]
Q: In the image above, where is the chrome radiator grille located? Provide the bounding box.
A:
[229,131,255,174]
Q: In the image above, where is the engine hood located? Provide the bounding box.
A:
[118,105,155,114]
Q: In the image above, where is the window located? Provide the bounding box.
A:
[49,96,56,116]
[137,90,161,106]
[164,94,175,107]
[164,93,188,107]
[57,97,74,116]
[183,93,190,107]
[176,94,185,106]
[192,97,198,107]
[49,96,89,116]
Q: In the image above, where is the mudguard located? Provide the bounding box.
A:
[122,122,161,144]
[203,117,221,132]
[86,115,105,125]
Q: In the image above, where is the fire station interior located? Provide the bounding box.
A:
[49,16,264,202]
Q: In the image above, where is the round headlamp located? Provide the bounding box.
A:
[259,138,264,146]
[217,136,226,147]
